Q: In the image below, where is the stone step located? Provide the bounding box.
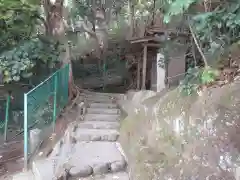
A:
[84,114,120,122]
[82,92,123,97]
[84,98,115,103]
[74,128,119,141]
[87,108,120,115]
[89,102,118,109]
[32,158,55,180]
[77,172,129,180]
[81,95,114,100]
[32,142,127,179]
[12,170,35,180]
[78,121,120,130]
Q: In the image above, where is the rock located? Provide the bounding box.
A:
[73,124,78,132]
[69,165,93,177]
[110,160,126,173]
[87,108,120,115]
[93,163,110,175]
[29,128,42,154]
[234,75,240,81]
[75,129,119,141]
[32,159,55,180]
[103,133,119,141]
[12,171,35,180]
[78,121,120,130]
[80,172,130,180]
[84,114,120,122]
[89,103,118,109]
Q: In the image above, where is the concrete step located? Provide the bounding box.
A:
[87,108,120,115]
[84,114,120,122]
[77,121,120,130]
[74,128,119,141]
[32,142,127,179]
[89,102,118,109]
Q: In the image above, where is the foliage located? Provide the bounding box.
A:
[0,0,40,51]
[180,67,219,95]
[0,0,62,84]
[162,0,240,60]
[161,0,240,95]
[133,0,154,20]
[163,0,198,23]
[201,67,219,84]
[0,38,60,83]
[69,0,90,21]
[192,1,240,61]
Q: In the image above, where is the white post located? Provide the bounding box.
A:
[156,53,166,92]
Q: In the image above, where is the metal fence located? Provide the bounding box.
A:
[0,95,10,142]
[23,64,69,169]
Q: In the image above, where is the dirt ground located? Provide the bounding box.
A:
[0,107,75,179]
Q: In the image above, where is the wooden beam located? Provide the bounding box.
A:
[128,36,155,44]
[137,57,141,89]
[141,44,147,90]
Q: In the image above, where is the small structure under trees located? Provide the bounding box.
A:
[127,11,189,92]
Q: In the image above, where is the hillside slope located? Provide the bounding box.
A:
[118,81,240,180]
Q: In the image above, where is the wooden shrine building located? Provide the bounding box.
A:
[127,11,190,92]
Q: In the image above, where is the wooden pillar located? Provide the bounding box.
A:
[141,44,147,89]
[137,57,141,89]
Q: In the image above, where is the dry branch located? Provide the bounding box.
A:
[189,23,208,67]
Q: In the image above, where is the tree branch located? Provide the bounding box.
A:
[189,23,208,67]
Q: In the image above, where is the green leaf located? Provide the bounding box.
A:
[164,0,198,23]
[3,76,11,83]
[13,75,20,81]
[201,68,219,84]
[163,15,171,24]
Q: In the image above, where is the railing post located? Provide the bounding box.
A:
[4,94,10,142]
[65,64,70,105]
[24,93,28,171]
[53,74,58,132]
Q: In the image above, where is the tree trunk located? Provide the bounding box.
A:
[128,0,134,37]
[43,0,75,99]
[63,41,74,100]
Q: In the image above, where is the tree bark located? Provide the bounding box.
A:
[128,0,135,37]
[43,0,75,99]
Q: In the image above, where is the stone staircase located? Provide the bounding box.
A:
[12,92,129,180]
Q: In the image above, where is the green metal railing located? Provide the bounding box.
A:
[0,94,11,141]
[23,64,69,169]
